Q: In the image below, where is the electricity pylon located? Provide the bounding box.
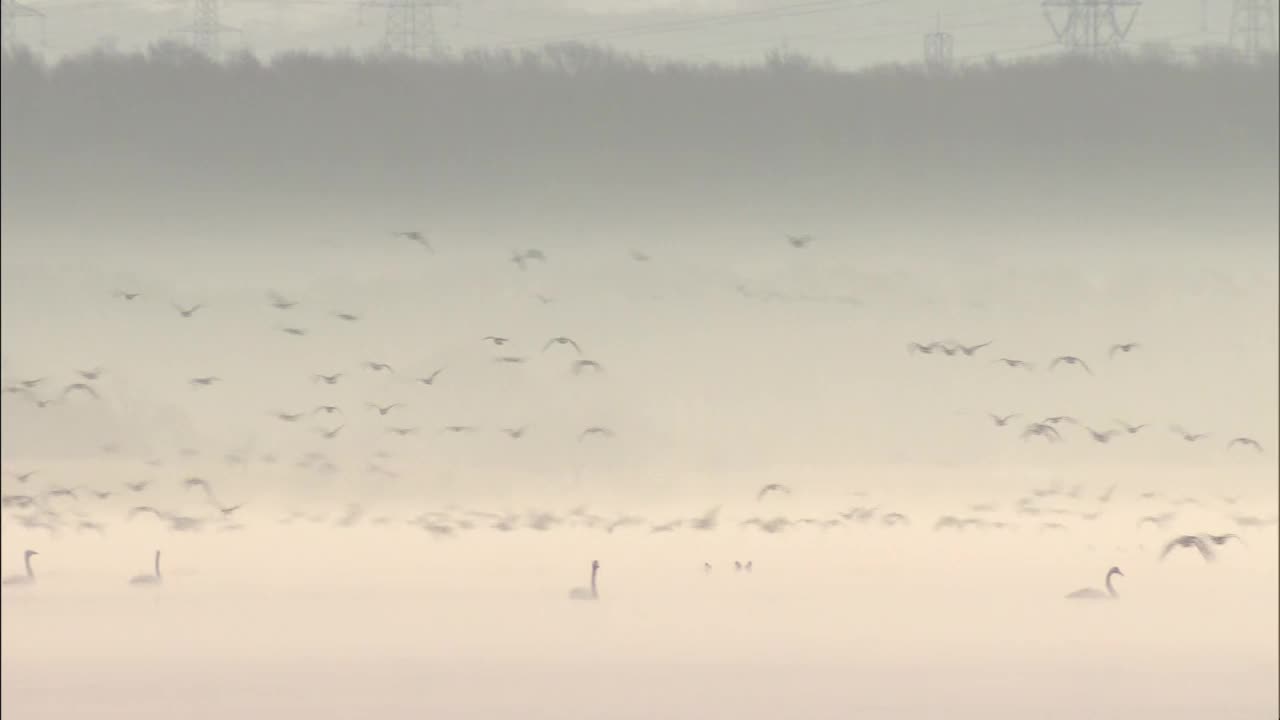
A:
[923,13,954,72]
[1,0,44,53]
[172,0,239,58]
[1229,0,1277,58]
[1042,0,1142,56]
[363,0,456,59]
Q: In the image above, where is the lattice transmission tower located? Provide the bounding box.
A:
[923,13,954,72]
[172,0,239,58]
[2,0,44,53]
[1042,0,1142,56]
[363,0,456,59]
[1229,0,1277,57]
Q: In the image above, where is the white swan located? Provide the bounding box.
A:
[1066,566,1122,599]
[568,560,599,601]
[2,549,38,586]
[129,550,163,586]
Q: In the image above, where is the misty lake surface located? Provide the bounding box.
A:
[3,517,1277,719]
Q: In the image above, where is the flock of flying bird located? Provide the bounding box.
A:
[0,232,1274,602]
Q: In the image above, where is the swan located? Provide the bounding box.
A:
[1065,566,1123,599]
[568,560,600,601]
[2,550,38,586]
[129,550,163,586]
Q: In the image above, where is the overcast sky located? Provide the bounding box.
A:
[6,0,1239,68]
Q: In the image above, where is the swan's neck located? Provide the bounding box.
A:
[154,553,162,579]
[1105,572,1117,597]
[590,567,598,598]
[24,555,34,578]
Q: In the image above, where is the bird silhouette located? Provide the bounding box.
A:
[1109,343,1140,358]
[1049,356,1092,374]
[368,403,403,416]
[579,426,614,441]
[1227,437,1263,452]
[544,336,582,354]
[989,413,1020,427]
[1021,423,1062,442]
[2,550,39,587]
[1160,535,1214,562]
[1115,420,1146,434]
[1085,427,1119,444]
[313,373,343,384]
[365,361,394,373]
[1065,567,1123,599]
[785,234,814,248]
[992,357,1033,370]
[173,303,202,318]
[955,341,992,356]
[61,383,99,400]
[568,560,600,601]
[1170,425,1210,442]
[267,291,297,310]
[415,369,444,385]
[756,483,791,501]
[394,231,432,251]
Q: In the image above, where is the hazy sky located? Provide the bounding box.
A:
[6,0,1245,67]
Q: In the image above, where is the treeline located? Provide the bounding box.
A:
[2,42,1277,203]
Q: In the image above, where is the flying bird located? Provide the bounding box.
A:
[1227,437,1263,452]
[173,303,202,318]
[415,369,444,385]
[394,231,432,251]
[189,376,221,387]
[267,291,297,310]
[1021,423,1062,442]
[756,484,791,501]
[501,426,528,439]
[544,336,582,354]
[1160,535,1215,562]
[572,359,604,375]
[579,426,614,441]
[989,413,1020,427]
[785,234,814,248]
[367,403,402,416]
[1109,343,1140,358]
[313,373,343,384]
[955,341,992,356]
[992,357,1033,370]
[365,361,394,373]
[1170,425,1210,442]
[114,291,141,301]
[482,336,510,346]
[61,383,99,400]
[1085,427,1119,444]
[1049,356,1092,374]
[280,327,308,337]
[1115,420,1146,434]
[332,312,360,322]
